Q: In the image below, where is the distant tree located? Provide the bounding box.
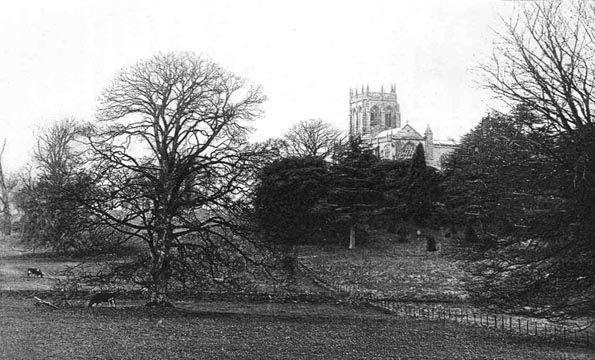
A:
[252,156,330,246]
[16,119,101,252]
[442,112,544,237]
[0,140,17,235]
[282,119,345,159]
[321,137,381,249]
[409,143,426,174]
[374,159,410,227]
[406,143,441,226]
[85,52,269,306]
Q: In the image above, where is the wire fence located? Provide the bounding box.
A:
[297,262,594,348]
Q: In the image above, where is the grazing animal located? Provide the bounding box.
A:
[88,292,116,307]
[27,268,43,278]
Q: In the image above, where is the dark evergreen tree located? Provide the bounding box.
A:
[252,156,329,246]
[443,109,595,318]
[406,143,441,226]
[322,137,382,249]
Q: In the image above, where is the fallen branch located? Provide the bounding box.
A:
[33,296,59,310]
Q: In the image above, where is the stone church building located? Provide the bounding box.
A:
[349,85,456,168]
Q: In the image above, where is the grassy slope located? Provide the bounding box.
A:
[1,296,592,360]
[299,229,468,302]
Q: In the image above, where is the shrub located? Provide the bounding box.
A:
[464,223,478,243]
[387,223,397,234]
[426,235,437,252]
[396,226,409,243]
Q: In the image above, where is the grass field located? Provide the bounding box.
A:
[1,295,594,360]
[1,234,594,359]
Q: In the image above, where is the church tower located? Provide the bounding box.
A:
[349,84,401,140]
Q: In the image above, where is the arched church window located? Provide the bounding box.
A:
[398,142,416,159]
[385,106,393,127]
[370,106,379,127]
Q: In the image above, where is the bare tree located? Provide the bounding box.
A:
[481,1,595,134]
[0,140,18,235]
[16,119,99,252]
[480,2,595,227]
[282,119,345,158]
[34,118,88,184]
[86,52,269,305]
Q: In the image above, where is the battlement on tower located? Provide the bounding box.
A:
[349,84,401,139]
[350,91,397,103]
[349,84,397,103]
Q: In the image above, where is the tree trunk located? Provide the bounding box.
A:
[349,224,356,250]
[146,221,173,307]
[147,249,172,307]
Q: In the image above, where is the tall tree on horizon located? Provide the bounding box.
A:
[282,119,345,159]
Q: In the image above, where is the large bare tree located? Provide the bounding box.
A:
[87,52,268,305]
[282,119,345,159]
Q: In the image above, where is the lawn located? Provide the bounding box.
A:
[1,295,593,360]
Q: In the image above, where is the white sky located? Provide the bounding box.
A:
[0,0,514,172]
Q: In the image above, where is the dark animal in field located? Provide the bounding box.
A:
[88,292,116,307]
[27,268,43,278]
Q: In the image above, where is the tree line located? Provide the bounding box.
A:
[252,138,441,250]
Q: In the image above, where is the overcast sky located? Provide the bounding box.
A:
[0,0,515,172]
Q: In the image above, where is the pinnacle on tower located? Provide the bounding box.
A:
[425,125,433,140]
